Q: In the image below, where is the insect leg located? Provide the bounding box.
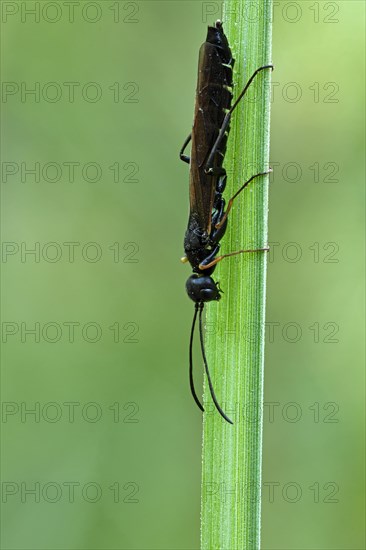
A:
[198,244,221,269]
[204,64,274,174]
[199,247,269,271]
[210,198,228,245]
[215,169,272,230]
[179,133,192,164]
[211,195,226,229]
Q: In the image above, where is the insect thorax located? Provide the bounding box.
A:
[184,213,216,274]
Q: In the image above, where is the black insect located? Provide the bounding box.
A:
[180,20,273,424]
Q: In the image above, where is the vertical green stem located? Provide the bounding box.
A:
[201,1,273,549]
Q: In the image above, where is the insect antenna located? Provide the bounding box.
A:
[198,303,233,425]
[189,303,205,412]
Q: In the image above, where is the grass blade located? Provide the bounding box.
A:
[201,2,273,548]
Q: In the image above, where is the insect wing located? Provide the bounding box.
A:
[189,42,229,233]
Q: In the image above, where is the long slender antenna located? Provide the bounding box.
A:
[198,303,233,424]
[189,303,204,412]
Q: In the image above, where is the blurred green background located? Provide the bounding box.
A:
[1,1,364,549]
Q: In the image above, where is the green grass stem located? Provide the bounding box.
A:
[201,2,273,548]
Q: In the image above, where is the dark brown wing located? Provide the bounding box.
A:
[189,38,233,233]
